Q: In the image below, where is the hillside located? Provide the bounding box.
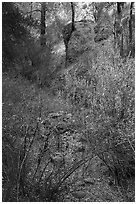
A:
[2,2,135,202]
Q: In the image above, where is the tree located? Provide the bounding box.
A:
[129,2,134,43]
[40,3,46,47]
[2,2,29,68]
[114,2,135,58]
[128,2,135,57]
[113,3,124,56]
[29,2,33,20]
[62,2,75,67]
[71,2,75,31]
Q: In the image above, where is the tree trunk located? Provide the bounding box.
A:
[117,2,124,15]
[128,2,135,57]
[64,3,75,67]
[30,2,33,20]
[114,2,124,56]
[129,2,134,43]
[40,2,46,47]
[71,2,75,32]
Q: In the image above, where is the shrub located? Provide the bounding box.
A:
[62,54,135,199]
[3,74,84,201]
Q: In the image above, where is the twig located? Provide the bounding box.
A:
[38,160,52,185]
[32,162,41,182]
[2,164,9,183]
[16,150,21,201]
[126,137,135,154]
[16,122,39,201]
[57,155,93,188]
[16,92,43,201]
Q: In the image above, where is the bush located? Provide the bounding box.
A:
[2,52,135,201]
[2,74,75,201]
[2,2,30,69]
[62,55,135,197]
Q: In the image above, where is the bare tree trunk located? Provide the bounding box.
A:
[117,2,124,16]
[30,2,33,20]
[40,2,46,47]
[71,2,75,32]
[129,2,135,57]
[129,2,134,43]
[63,2,75,67]
[114,3,124,56]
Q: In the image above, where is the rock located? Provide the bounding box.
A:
[78,137,88,144]
[75,146,85,152]
[71,191,86,200]
[96,178,102,182]
[108,179,114,186]
[49,111,64,119]
[75,180,86,187]
[84,177,95,185]
[50,153,64,166]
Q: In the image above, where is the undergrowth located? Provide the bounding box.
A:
[2,53,135,201]
[61,55,135,200]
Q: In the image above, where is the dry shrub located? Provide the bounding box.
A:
[63,55,134,195]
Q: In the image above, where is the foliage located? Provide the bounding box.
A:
[2,3,30,67]
[94,10,113,42]
[2,73,88,201]
[2,2,135,202]
[94,2,135,58]
[61,49,135,200]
